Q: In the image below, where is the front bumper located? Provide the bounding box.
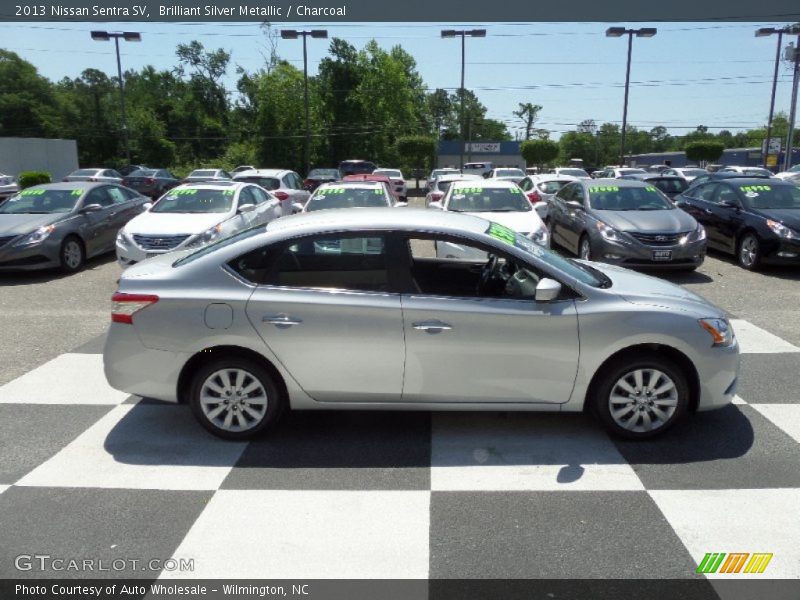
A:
[762,237,800,264]
[0,237,62,271]
[588,233,706,269]
[695,339,740,411]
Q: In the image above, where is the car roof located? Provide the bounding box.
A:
[234,169,288,177]
[437,174,482,182]
[317,181,383,189]
[452,178,516,188]
[531,174,577,181]
[29,182,107,191]
[715,177,789,186]
[171,181,244,190]
[579,178,651,188]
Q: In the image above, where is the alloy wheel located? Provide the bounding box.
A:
[62,240,83,270]
[608,368,679,433]
[739,235,758,268]
[199,368,269,433]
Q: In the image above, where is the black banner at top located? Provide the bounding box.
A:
[0,0,799,22]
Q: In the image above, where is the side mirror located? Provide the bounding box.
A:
[291,202,305,214]
[718,199,738,209]
[237,204,255,213]
[566,200,584,211]
[394,202,408,208]
[535,278,562,302]
[142,202,153,211]
[81,203,103,213]
[428,201,443,210]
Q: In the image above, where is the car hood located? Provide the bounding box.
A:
[123,211,230,236]
[754,208,800,229]
[467,210,544,233]
[0,213,67,236]
[585,261,723,316]
[593,208,696,233]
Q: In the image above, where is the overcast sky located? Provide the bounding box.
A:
[1,20,797,140]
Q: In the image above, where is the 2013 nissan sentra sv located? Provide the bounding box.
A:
[103,209,739,440]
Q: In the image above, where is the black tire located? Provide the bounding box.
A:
[189,356,284,440]
[592,352,690,440]
[737,233,762,271]
[578,234,592,260]
[59,236,85,273]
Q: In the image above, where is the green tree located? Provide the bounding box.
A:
[0,50,62,138]
[685,141,724,165]
[396,135,435,173]
[520,139,559,169]
[513,102,542,140]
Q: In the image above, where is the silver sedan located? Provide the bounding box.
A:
[104,209,739,440]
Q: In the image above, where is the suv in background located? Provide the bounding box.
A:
[232,168,310,216]
[462,162,493,177]
[338,160,377,177]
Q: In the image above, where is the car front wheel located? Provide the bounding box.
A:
[60,236,85,273]
[738,233,761,270]
[593,353,689,439]
[189,357,283,440]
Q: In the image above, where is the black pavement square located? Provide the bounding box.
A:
[429,491,701,579]
[614,404,800,489]
[222,411,431,490]
[0,487,212,579]
[0,404,111,484]
[736,353,800,405]
[70,333,107,355]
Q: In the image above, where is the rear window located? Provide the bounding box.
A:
[129,170,156,177]
[539,180,571,194]
[339,161,376,175]
[650,178,688,194]
[234,176,280,191]
[72,169,99,176]
[306,186,390,211]
[189,170,216,177]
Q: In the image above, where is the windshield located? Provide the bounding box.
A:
[151,188,234,213]
[129,169,156,177]
[539,180,571,194]
[618,169,646,176]
[71,169,99,176]
[495,169,525,177]
[649,178,688,194]
[559,169,589,178]
[188,170,216,177]
[737,184,800,210]
[374,169,402,178]
[588,184,674,211]
[681,169,707,177]
[0,188,81,214]
[233,176,280,190]
[306,186,391,211]
[448,186,531,212]
[484,222,606,288]
[742,168,772,177]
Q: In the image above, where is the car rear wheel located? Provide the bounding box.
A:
[60,236,85,273]
[737,233,761,270]
[189,357,283,440]
[593,353,689,439]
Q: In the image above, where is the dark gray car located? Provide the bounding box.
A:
[548,178,706,271]
[0,182,148,273]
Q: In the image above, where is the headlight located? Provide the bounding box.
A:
[595,221,623,242]
[13,225,55,247]
[116,230,131,248]
[530,227,549,247]
[680,225,706,245]
[699,318,735,347]
[185,223,223,248]
[766,219,800,240]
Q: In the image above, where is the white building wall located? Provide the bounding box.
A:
[0,138,79,181]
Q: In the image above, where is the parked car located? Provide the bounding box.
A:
[301,181,405,213]
[231,169,310,217]
[772,165,800,180]
[518,175,578,221]
[658,167,708,183]
[688,171,772,189]
[232,165,256,174]
[373,168,407,199]
[548,178,706,271]
[182,169,232,184]
[104,208,739,441]
[462,162,493,178]
[303,168,341,192]
[63,168,123,184]
[674,178,800,270]
[486,167,526,185]
[0,173,19,200]
[116,181,281,268]
[553,167,591,180]
[429,178,549,257]
[594,167,648,179]
[716,166,773,178]
[427,167,462,192]
[619,174,689,199]
[122,169,181,199]
[646,165,672,174]
[0,182,148,272]
[338,160,377,177]
[341,174,397,200]
[424,174,483,208]
[117,165,148,177]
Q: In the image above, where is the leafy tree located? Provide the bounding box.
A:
[513,102,542,140]
[520,139,559,169]
[0,50,62,138]
[396,135,435,173]
[685,141,724,165]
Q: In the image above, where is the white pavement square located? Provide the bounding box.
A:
[430,413,644,491]
[161,490,431,579]
[0,485,8,495]
[15,405,247,490]
[751,404,800,445]
[730,320,800,354]
[731,395,747,405]
[0,354,128,405]
[650,488,800,579]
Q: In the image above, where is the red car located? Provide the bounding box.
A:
[341,174,398,199]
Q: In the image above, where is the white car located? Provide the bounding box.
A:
[425,173,483,207]
[775,165,800,180]
[715,166,772,178]
[661,167,710,182]
[301,181,405,213]
[232,169,309,216]
[462,162,493,178]
[0,173,19,200]
[427,168,461,191]
[487,167,526,184]
[518,174,578,220]
[116,181,281,267]
[553,167,591,180]
[63,168,123,184]
[429,179,549,259]
[373,168,407,199]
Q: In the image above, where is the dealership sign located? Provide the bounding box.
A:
[465,142,501,153]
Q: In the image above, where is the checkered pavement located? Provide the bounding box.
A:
[1,318,799,586]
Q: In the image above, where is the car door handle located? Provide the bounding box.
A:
[704,208,713,214]
[263,314,302,327]
[412,320,452,332]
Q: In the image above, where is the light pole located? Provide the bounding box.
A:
[281,29,327,176]
[755,24,800,170]
[91,31,141,163]
[785,37,800,171]
[606,27,656,167]
[441,29,486,170]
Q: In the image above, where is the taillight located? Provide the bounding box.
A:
[527,191,542,203]
[431,192,443,201]
[274,191,289,201]
[111,292,159,324]
[303,179,313,187]
[145,178,154,185]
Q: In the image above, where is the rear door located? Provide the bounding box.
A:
[79,187,117,253]
[707,184,746,252]
[680,183,721,249]
[243,232,405,402]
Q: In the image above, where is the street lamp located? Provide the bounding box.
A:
[91,30,141,163]
[755,24,800,170]
[441,29,486,170]
[281,29,328,176]
[606,27,657,166]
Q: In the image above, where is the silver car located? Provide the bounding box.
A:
[0,173,19,200]
[0,182,148,272]
[63,168,123,185]
[104,209,739,441]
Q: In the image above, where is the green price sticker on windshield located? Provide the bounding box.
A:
[170,189,197,196]
[20,189,45,196]
[589,186,619,193]
[318,187,344,195]
[374,188,383,195]
[454,186,483,194]
[487,222,516,246]
[71,189,83,196]
[645,186,658,192]
[741,185,771,193]
[222,189,235,195]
